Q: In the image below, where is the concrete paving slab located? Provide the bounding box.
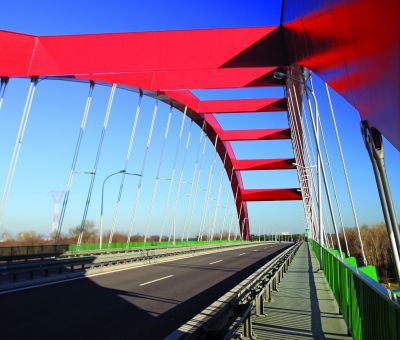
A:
[251,243,352,340]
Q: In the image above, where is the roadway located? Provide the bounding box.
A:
[0,242,290,340]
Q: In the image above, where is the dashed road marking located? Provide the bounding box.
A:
[139,275,174,286]
[209,260,223,265]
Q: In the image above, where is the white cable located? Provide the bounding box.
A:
[303,74,343,257]
[210,151,227,241]
[228,186,240,241]
[198,135,219,241]
[169,120,193,243]
[126,99,159,245]
[77,84,116,249]
[325,83,367,265]
[309,78,350,256]
[143,106,173,243]
[287,87,315,238]
[291,85,322,243]
[0,77,38,230]
[56,81,95,243]
[182,121,207,241]
[158,106,188,241]
[186,134,208,241]
[220,168,235,239]
[108,92,143,245]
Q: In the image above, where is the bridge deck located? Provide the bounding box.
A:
[252,243,352,340]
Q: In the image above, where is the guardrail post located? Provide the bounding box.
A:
[272,276,277,291]
[242,310,254,339]
[256,290,266,317]
[265,283,271,302]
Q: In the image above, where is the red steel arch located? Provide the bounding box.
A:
[0,27,305,239]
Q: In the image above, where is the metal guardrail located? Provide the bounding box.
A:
[0,244,69,262]
[310,239,400,340]
[0,241,257,263]
[166,241,301,339]
[0,242,267,289]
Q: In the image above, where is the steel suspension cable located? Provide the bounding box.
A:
[287,95,312,230]
[185,134,208,241]
[291,81,321,243]
[287,87,315,237]
[77,84,116,249]
[143,106,173,243]
[291,87,322,242]
[126,99,159,245]
[158,106,188,242]
[303,95,324,244]
[56,81,94,243]
[301,90,322,243]
[291,82,323,244]
[181,121,207,241]
[107,92,143,245]
[210,151,228,241]
[169,120,193,243]
[0,77,38,229]
[235,203,244,241]
[309,78,350,256]
[303,75,343,257]
[301,102,321,241]
[325,84,368,265]
[228,186,240,241]
[220,168,235,240]
[198,135,219,241]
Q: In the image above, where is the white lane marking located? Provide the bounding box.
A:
[209,260,223,265]
[139,275,174,286]
[0,243,264,295]
[253,249,259,252]
[238,253,246,256]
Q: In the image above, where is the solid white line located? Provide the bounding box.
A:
[209,260,222,265]
[253,249,259,252]
[139,275,174,286]
[238,253,246,256]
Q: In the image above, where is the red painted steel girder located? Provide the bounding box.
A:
[241,188,302,201]
[75,67,284,90]
[198,98,287,114]
[232,158,296,171]
[0,27,280,77]
[161,91,287,117]
[219,128,291,141]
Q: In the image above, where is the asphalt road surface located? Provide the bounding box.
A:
[0,242,291,340]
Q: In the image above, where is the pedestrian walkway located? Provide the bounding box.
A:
[252,243,352,339]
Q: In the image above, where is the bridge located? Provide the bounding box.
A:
[0,0,399,339]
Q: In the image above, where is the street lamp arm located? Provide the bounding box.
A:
[99,170,141,250]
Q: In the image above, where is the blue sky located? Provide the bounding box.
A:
[0,0,399,239]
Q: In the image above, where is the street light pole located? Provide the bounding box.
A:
[100,170,141,250]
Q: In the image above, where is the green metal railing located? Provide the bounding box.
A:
[0,239,246,257]
[310,239,400,340]
[67,239,245,251]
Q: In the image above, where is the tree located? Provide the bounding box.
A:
[68,220,98,244]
